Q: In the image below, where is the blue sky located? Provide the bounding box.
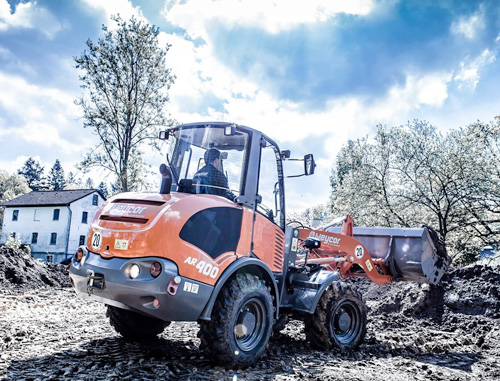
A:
[0,0,499,211]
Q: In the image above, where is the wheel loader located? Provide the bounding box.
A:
[69,122,450,367]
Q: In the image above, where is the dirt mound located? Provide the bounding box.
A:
[0,246,71,289]
[352,264,500,318]
[349,264,500,366]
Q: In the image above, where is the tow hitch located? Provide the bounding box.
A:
[86,270,105,295]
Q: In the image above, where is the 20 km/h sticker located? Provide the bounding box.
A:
[355,245,364,259]
[91,231,102,250]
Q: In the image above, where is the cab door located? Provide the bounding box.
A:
[252,138,286,272]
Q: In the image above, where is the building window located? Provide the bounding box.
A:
[50,233,57,245]
[92,194,98,206]
[53,209,60,221]
[32,233,38,244]
[12,210,19,221]
[34,209,41,221]
[79,235,86,245]
[82,212,88,224]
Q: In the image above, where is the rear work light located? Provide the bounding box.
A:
[150,262,162,278]
[75,248,84,262]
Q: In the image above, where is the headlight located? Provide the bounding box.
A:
[129,264,140,279]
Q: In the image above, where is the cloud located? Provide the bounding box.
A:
[451,6,484,39]
[387,72,452,111]
[0,0,61,38]
[80,0,145,25]
[453,49,497,89]
[0,72,84,154]
[162,0,375,39]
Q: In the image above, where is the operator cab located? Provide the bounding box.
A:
[160,122,315,230]
[164,123,249,201]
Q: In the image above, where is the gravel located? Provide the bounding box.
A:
[1,247,499,380]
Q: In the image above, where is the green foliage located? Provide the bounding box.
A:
[17,157,46,191]
[0,171,30,230]
[75,15,176,193]
[65,171,82,189]
[97,181,109,198]
[287,204,329,228]
[47,159,66,190]
[84,178,94,189]
[330,117,500,262]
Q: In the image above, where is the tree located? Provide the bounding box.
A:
[97,181,109,198]
[17,157,46,191]
[0,171,30,232]
[330,118,500,264]
[65,172,82,189]
[75,15,175,193]
[47,159,66,190]
[287,204,329,228]
[85,178,94,189]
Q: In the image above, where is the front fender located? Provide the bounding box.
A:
[287,270,341,314]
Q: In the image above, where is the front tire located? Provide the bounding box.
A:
[106,305,170,341]
[304,282,367,350]
[198,273,274,368]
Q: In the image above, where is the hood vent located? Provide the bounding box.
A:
[112,199,165,206]
[99,215,148,224]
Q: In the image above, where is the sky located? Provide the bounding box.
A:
[0,0,499,212]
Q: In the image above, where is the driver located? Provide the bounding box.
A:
[193,148,230,197]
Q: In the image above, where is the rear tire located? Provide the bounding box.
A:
[198,273,274,368]
[304,282,367,350]
[106,305,170,341]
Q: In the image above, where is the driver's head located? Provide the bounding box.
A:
[204,148,221,166]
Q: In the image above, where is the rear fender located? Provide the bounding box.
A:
[198,257,279,321]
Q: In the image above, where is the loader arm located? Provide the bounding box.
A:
[296,228,393,285]
[295,215,450,285]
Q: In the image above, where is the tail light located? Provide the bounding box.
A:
[150,262,162,278]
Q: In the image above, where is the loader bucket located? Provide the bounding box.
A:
[327,226,450,285]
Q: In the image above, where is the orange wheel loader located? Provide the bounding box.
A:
[69,122,450,367]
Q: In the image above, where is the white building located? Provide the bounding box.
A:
[0,189,105,263]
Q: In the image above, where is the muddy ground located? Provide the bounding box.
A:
[0,247,499,380]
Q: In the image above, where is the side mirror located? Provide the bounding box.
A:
[220,152,228,160]
[281,150,291,159]
[304,154,316,175]
[159,130,170,140]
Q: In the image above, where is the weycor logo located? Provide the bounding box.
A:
[110,204,147,215]
[309,231,341,245]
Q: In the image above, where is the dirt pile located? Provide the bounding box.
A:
[350,264,500,370]
[356,264,500,320]
[0,246,71,289]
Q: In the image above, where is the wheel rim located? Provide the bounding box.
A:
[330,299,362,345]
[234,297,267,352]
